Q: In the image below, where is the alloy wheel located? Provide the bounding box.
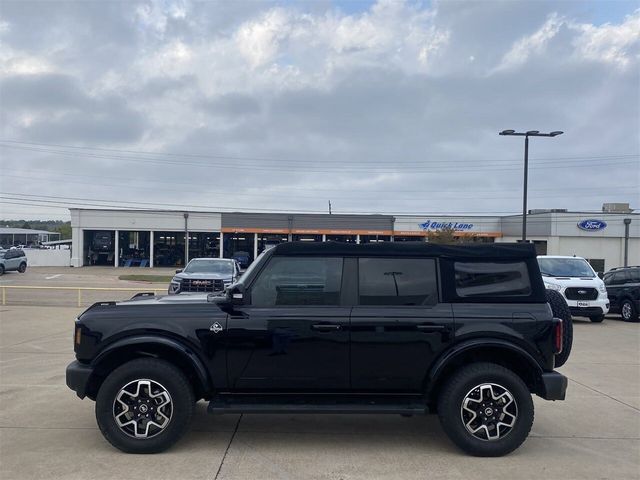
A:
[460,383,518,441]
[113,379,173,439]
[622,302,632,321]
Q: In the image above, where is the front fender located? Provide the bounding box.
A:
[91,335,212,393]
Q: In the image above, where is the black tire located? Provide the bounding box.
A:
[18,262,27,273]
[546,289,573,367]
[589,314,605,323]
[95,358,195,454]
[621,299,639,322]
[437,362,534,457]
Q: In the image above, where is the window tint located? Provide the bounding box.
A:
[358,258,437,306]
[630,269,640,283]
[251,256,343,306]
[455,262,531,297]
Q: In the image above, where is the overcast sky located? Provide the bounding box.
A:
[0,0,638,220]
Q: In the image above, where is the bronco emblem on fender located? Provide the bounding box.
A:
[210,322,223,333]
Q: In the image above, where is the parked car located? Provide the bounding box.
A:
[0,248,27,275]
[537,255,609,322]
[169,258,240,294]
[67,242,567,457]
[231,250,251,269]
[603,266,640,322]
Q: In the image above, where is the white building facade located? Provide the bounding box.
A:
[69,208,639,273]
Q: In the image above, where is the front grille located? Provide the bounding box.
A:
[181,279,225,293]
[565,287,598,300]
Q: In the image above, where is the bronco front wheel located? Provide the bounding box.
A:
[95,358,194,453]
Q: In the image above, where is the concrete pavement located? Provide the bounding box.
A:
[0,306,638,479]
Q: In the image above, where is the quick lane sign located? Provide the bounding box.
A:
[419,221,474,231]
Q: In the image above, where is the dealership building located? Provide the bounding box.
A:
[69,205,639,273]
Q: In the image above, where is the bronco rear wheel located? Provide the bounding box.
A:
[95,358,194,453]
[437,362,534,457]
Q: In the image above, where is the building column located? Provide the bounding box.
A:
[149,231,154,268]
[114,230,119,268]
[253,232,258,260]
[356,234,361,244]
[71,227,83,267]
[219,232,224,258]
[322,234,326,242]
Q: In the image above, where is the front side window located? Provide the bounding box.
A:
[455,261,531,298]
[358,258,437,306]
[250,256,343,306]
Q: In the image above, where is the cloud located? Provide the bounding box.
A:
[0,0,638,219]
[571,9,640,68]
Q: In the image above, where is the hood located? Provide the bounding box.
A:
[116,292,211,306]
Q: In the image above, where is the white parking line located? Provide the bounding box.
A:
[45,274,63,280]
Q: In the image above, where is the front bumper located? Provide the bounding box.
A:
[539,371,568,400]
[66,360,93,399]
[565,297,609,317]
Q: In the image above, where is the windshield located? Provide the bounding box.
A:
[538,257,596,278]
[184,259,234,275]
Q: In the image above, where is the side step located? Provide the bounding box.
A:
[208,394,428,415]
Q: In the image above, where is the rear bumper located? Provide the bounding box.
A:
[66,360,93,399]
[539,371,568,400]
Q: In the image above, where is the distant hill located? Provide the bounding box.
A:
[0,220,71,239]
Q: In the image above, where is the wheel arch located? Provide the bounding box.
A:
[87,336,212,401]
[426,339,544,411]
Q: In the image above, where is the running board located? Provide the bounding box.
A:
[208,395,428,415]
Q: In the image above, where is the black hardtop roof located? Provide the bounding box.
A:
[271,241,537,259]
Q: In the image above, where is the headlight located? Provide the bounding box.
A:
[170,277,181,284]
[545,282,562,292]
[598,284,607,293]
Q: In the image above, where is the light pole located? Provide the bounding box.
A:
[499,129,563,242]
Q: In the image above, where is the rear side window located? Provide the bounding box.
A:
[250,256,343,306]
[358,258,437,306]
[454,261,531,298]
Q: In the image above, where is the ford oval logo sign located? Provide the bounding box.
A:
[577,219,607,231]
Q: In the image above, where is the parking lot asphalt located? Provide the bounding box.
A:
[0,269,639,479]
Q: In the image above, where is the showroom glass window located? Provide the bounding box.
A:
[251,257,343,306]
[454,261,531,297]
[358,258,438,306]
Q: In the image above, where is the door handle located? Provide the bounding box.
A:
[416,325,446,332]
[311,324,342,332]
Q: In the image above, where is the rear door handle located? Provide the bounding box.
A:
[311,324,342,332]
[416,325,446,332]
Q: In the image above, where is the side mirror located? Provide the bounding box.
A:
[175,269,182,274]
[228,284,246,305]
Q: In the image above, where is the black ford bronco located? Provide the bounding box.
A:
[66,242,567,457]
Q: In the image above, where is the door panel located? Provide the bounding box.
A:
[350,304,454,391]
[225,306,350,391]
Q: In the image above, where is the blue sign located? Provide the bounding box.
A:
[577,219,607,231]
[419,220,474,231]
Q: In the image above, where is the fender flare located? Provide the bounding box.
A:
[425,338,543,396]
[91,335,212,392]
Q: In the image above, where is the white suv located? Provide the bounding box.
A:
[538,255,609,322]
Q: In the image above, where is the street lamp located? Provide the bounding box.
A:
[499,129,564,242]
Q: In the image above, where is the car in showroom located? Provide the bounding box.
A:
[537,255,609,322]
[0,247,28,275]
[603,266,640,322]
[168,258,240,294]
[67,242,567,457]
